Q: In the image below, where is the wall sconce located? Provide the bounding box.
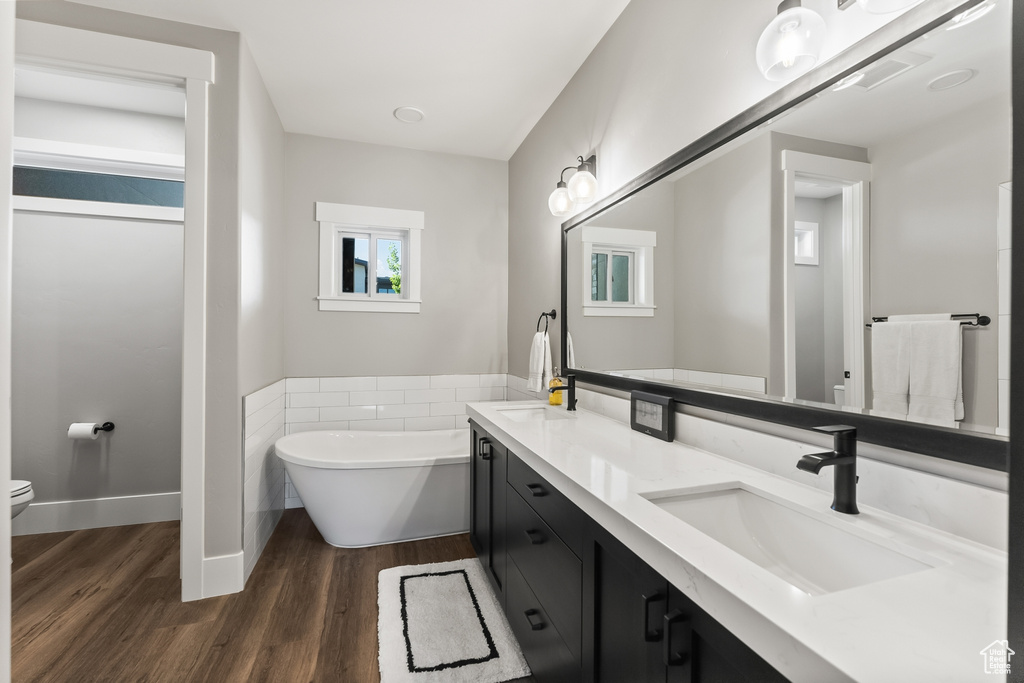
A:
[756,0,826,82]
[548,154,598,218]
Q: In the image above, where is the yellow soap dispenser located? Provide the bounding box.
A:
[548,377,563,405]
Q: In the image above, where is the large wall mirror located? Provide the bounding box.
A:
[563,0,1011,469]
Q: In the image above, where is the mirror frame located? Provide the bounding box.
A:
[560,0,1010,472]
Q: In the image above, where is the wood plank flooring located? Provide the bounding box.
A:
[13,510,533,682]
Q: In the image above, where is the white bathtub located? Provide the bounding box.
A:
[274,429,470,548]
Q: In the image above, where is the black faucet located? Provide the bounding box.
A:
[796,425,859,515]
[548,374,577,411]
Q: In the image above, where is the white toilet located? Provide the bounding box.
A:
[11,480,33,519]
[833,384,846,406]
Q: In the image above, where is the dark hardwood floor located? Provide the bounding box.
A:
[13,510,532,682]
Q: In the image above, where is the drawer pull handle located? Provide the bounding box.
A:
[663,609,691,667]
[478,438,492,460]
[642,592,666,642]
[525,483,547,497]
[524,529,545,545]
[524,609,545,631]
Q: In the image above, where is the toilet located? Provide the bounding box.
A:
[11,480,33,519]
[833,384,846,406]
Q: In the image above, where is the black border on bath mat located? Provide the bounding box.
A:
[399,568,499,673]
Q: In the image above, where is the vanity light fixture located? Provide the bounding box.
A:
[756,0,826,82]
[548,154,598,217]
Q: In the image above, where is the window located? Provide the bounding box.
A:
[794,220,819,265]
[13,166,184,207]
[591,249,634,303]
[581,226,656,317]
[316,202,423,312]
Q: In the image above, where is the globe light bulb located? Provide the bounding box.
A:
[548,182,575,218]
[756,0,826,82]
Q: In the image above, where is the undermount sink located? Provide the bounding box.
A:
[643,485,937,596]
[497,406,573,422]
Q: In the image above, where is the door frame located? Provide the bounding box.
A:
[781,150,872,409]
[13,20,214,602]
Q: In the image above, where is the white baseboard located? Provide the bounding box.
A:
[12,490,180,536]
[202,550,244,598]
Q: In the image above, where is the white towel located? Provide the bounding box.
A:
[888,314,952,322]
[871,322,912,419]
[526,331,553,393]
[907,320,963,427]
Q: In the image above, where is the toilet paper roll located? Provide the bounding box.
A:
[68,423,99,440]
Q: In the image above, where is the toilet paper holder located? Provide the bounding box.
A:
[94,422,115,434]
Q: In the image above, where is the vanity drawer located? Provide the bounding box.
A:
[507,452,586,557]
[506,486,582,660]
[505,555,580,683]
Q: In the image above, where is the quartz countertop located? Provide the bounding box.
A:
[466,401,1007,683]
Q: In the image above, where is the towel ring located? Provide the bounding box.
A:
[536,309,557,333]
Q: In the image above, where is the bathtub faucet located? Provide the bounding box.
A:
[549,374,577,411]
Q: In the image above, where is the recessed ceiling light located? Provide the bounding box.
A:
[928,69,976,91]
[393,106,425,124]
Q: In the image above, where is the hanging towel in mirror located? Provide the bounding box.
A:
[871,322,911,419]
[907,320,963,427]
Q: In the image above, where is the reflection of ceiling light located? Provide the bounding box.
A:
[855,0,924,13]
[927,69,976,91]
[393,106,425,123]
[947,1,995,30]
[832,72,865,91]
[756,0,826,82]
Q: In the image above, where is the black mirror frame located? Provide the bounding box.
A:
[559,0,1010,472]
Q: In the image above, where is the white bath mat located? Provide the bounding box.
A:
[378,558,531,683]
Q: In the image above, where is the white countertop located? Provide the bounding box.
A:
[467,401,1008,683]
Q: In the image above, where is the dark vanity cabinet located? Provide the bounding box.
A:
[470,422,507,598]
[584,527,788,683]
[468,421,788,683]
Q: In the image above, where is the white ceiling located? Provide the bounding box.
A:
[68,0,632,160]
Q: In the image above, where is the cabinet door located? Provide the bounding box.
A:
[664,587,788,683]
[584,526,668,683]
[469,423,491,561]
[468,423,507,598]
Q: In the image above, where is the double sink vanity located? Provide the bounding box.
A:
[467,401,1006,682]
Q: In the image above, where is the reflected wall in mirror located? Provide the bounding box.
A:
[566,0,1010,436]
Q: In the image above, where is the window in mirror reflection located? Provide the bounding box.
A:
[581,226,656,317]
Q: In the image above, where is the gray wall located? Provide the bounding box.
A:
[283,134,508,378]
[565,180,675,371]
[14,98,184,155]
[238,37,286,397]
[18,2,244,557]
[507,0,898,379]
[12,212,183,502]
[870,96,1010,428]
[673,133,772,378]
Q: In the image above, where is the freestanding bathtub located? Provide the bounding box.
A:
[274,429,470,547]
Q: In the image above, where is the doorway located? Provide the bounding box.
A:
[782,151,872,409]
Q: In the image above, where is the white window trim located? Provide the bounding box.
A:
[581,226,656,317]
[316,201,423,313]
[13,195,184,222]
